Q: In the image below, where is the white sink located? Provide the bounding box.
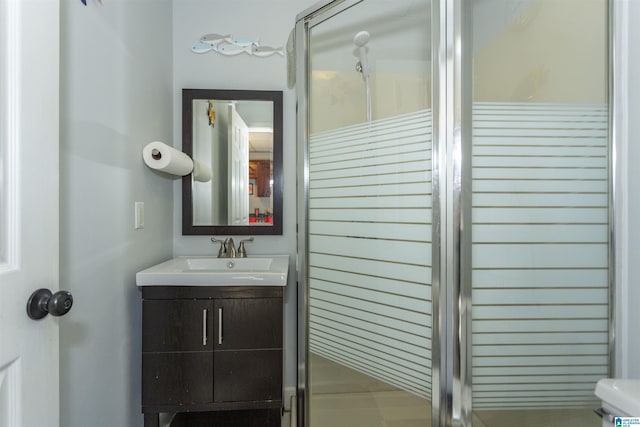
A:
[136,255,289,287]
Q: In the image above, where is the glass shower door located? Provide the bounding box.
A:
[301,1,434,426]
[469,1,610,426]
[298,0,611,426]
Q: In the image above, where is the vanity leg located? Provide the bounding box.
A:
[144,413,159,427]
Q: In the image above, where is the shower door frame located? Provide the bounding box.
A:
[295,1,453,425]
[295,1,618,426]
[294,4,373,427]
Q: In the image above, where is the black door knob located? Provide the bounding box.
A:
[26,288,74,320]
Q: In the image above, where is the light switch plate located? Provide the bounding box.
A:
[135,202,144,229]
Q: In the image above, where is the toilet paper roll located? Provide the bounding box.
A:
[193,160,213,183]
[143,141,194,176]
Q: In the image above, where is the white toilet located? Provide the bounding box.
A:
[595,379,640,426]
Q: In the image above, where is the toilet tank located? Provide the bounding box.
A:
[595,379,640,426]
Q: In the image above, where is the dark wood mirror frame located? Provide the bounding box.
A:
[182,89,283,235]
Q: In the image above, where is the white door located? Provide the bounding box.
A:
[0,1,60,427]
[228,105,249,225]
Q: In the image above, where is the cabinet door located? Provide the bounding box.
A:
[142,299,215,407]
[213,297,283,403]
[142,352,213,406]
[214,298,282,350]
[214,349,282,403]
[143,299,214,352]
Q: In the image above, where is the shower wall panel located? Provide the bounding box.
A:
[308,109,433,399]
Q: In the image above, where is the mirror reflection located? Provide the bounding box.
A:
[182,89,283,235]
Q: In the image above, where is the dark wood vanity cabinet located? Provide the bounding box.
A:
[141,286,283,427]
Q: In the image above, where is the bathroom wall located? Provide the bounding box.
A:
[59,1,174,426]
[172,0,317,393]
[473,0,607,103]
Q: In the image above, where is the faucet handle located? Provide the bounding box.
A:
[237,237,254,258]
[211,237,225,258]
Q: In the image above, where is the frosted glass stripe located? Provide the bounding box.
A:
[311,182,429,199]
[472,344,608,357]
[473,193,606,207]
[473,180,608,193]
[473,288,607,305]
[472,244,608,268]
[473,305,608,319]
[473,168,607,180]
[475,114,607,123]
[311,170,431,189]
[473,319,607,333]
[310,150,430,172]
[311,221,431,242]
[310,253,431,284]
[474,365,609,376]
[473,120,607,130]
[310,236,431,265]
[473,156,605,168]
[472,355,608,367]
[472,224,608,243]
[472,269,608,287]
[474,385,603,394]
[472,332,608,346]
[472,207,607,224]
[310,208,433,224]
[473,375,607,384]
[310,161,431,180]
[310,195,432,209]
[309,110,433,401]
[474,129,607,138]
[473,145,606,156]
[473,139,607,149]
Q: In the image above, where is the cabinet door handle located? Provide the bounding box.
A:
[218,307,223,345]
[202,309,208,346]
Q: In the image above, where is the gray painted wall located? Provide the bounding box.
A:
[59,1,174,426]
[172,0,316,390]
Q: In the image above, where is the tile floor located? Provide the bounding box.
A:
[306,354,601,427]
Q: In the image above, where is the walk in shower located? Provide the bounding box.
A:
[296,1,611,426]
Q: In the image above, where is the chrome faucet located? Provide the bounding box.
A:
[211,236,253,258]
[223,237,236,258]
[211,237,235,258]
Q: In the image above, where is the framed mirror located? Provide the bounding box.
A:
[182,89,283,235]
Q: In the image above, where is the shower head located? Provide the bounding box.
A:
[353,31,370,48]
[353,31,370,78]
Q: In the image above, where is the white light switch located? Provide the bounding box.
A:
[135,202,144,229]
